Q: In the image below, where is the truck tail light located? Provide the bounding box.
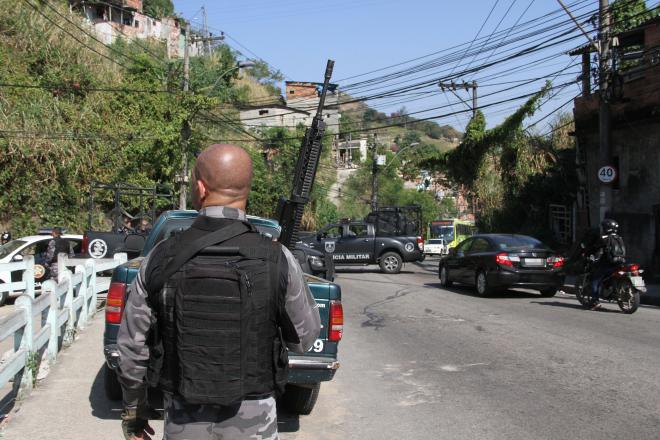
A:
[328,300,343,342]
[417,236,424,251]
[106,282,126,324]
[81,234,89,256]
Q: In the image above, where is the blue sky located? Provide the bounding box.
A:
[171,0,643,132]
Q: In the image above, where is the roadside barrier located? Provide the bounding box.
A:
[0,253,126,400]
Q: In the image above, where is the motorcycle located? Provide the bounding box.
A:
[563,247,646,314]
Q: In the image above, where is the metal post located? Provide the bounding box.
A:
[180,23,191,210]
[598,0,612,222]
[582,52,592,95]
[471,80,478,117]
[371,134,378,211]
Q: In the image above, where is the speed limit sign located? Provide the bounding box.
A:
[598,166,617,183]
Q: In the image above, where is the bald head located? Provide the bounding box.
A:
[192,144,253,211]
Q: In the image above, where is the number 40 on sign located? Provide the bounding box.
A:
[598,166,617,183]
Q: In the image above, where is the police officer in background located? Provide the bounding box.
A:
[117,144,321,440]
[45,227,72,280]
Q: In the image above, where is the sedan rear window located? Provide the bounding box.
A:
[492,235,548,251]
[427,239,444,244]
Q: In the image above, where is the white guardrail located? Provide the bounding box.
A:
[0,253,126,399]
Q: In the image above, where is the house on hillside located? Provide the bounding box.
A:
[68,0,203,58]
[570,17,660,278]
[239,81,340,135]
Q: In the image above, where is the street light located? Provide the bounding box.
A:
[201,60,256,94]
[382,142,420,171]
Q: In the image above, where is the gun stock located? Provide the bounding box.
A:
[278,60,335,249]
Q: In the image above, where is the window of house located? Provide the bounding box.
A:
[259,110,269,115]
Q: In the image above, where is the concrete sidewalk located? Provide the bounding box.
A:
[0,313,166,440]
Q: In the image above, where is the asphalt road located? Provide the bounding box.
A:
[3,263,660,439]
[286,259,660,440]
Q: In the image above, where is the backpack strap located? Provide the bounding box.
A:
[162,222,251,282]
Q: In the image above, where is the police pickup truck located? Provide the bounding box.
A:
[102,210,342,415]
[301,217,425,274]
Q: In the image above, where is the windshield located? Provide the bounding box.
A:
[0,240,27,259]
[493,235,548,251]
[436,226,454,242]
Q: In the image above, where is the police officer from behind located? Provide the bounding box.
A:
[586,218,626,310]
[45,227,72,280]
[117,144,321,440]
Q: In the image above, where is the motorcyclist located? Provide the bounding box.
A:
[586,219,626,309]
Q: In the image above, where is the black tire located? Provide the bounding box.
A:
[617,279,640,314]
[540,288,557,297]
[439,265,453,287]
[281,383,320,415]
[379,252,403,274]
[103,364,122,401]
[475,270,492,297]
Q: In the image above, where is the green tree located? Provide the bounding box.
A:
[611,0,657,34]
[143,0,174,18]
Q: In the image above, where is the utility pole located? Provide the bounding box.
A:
[598,0,612,222]
[370,133,378,212]
[438,81,478,117]
[202,6,211,56]
[178,24,226,210]
[179,23,191,210]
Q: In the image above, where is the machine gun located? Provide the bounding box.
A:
[277,59,335,250]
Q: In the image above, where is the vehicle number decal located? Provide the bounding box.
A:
[309,339,324,353]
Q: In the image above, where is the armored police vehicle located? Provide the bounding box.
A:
[102,210,342,415]
[301,206,425,274]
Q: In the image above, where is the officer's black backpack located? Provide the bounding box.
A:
[605,234,626,264]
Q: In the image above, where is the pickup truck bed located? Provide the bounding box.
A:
[102,210,342,415]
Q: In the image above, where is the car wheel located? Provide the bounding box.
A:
[439,265,453,287]
[281,383,321,415]
[475,270,492,297]
[540,288,557,297]
[103,364,122,401]
[379,252,402,274]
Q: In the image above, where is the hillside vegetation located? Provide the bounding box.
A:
[0,0,333,235]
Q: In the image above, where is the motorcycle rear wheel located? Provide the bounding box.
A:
[617,279,640,314]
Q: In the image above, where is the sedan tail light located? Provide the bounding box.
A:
[495,253,514,267]
[416,236,424,251]
[546,256,564,268]
[106,282,127,324]
[328,300,343,342]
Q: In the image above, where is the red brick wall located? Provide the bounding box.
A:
[286,83,318,99]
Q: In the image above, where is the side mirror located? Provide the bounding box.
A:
[13,254,24,262]
[316,233,322,241]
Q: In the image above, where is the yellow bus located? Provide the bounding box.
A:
[428,219,476,249]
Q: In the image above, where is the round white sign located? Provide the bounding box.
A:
[88,239,108,258]
[598,166,617,183]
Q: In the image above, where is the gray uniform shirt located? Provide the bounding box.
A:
[116,206,321,410]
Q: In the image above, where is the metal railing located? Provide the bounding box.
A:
[0,253,126,400]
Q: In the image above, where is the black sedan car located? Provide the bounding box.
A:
[438,234,564,297]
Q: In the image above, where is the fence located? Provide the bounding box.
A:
[0,253,126,400]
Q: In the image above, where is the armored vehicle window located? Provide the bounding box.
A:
[347,224,368,238]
